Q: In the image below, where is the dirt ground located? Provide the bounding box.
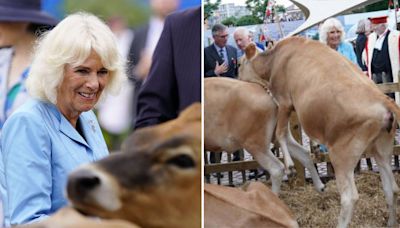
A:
[258,172,400,227]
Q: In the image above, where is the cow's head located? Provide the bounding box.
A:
[67,103,201,228]
[238,43,270,88]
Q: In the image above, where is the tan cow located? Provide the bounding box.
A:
[205,182,298,228]
[64,103,201,228]
[241,37,400,227]
[22,207,139,228]
[205,77,325,194]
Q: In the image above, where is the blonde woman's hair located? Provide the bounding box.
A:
[26,12,126,104]
[319,18,346,45]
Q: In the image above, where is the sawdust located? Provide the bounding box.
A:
[256,172,400,227]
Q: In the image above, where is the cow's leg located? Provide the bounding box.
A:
[245,118,284,194]
[331,154,359,227]
[330,140,367,228]
[248,144,285,194]
[373,132,399,227]
[286,129,325,193]
[275,105,295,175]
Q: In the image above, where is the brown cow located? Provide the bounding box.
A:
[205,77,325,194]
[205,182,298,228]
[22,207,139,228]
[241,37,400,227]
[64,103,201,228]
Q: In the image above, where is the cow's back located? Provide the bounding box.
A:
[254,37,390,146]
[204,77,277,152]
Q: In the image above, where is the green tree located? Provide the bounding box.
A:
[204,0,221,19]
[236,15,263,26]
[64,0,149,27]
[221,16,237,26]
[275,4,286,13]
[245,0,267,19]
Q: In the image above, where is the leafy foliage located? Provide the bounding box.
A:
[245,0,268,19]
[204,0,221,19]
[64,0,149,27]
[275,4,286,13]
[236,15,263,26]
[221,16,238,26]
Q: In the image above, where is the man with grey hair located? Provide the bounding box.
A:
[364,15,400,103]
[234,27,264,61]
[204,23,238,78]
[234,27,251,53]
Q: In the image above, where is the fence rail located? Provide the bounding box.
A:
[204,80,400,186]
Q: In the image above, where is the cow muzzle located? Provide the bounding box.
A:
[67,165,122,212]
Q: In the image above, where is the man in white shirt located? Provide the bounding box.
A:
[364,15,400,103]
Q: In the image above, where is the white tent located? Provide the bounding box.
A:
[287,0,383,37]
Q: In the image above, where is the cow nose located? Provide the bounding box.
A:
[67,169,100,201]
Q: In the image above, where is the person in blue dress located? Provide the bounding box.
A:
[0,12,125,226]
[0,0,58,130]
[319,18,358,65]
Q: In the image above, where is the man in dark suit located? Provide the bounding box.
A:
[128,0,179,128]
[204,24,238,78]
[134,6,200,129]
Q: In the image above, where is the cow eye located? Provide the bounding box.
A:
[166,154,195,168]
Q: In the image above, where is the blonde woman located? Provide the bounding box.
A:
[319,18,357,65]
[0,12,125,226]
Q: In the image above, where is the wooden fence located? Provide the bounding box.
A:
[204,80,400,186]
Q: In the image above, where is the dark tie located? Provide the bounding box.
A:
[219,48,225,62]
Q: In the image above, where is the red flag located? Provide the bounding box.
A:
[265,0,275,18]
[259,34,266,42]
[265,8,271,17]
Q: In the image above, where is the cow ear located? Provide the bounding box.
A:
[245,43,256,59]
[266,40,275,50]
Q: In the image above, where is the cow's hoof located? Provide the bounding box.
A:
[285,167,297,178]
[317,184,326,193]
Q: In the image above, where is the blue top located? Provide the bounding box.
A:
[0,48,31,130]
[0,99,109,226]
[337,41,358,66]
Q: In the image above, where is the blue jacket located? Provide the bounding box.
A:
[0,99,108,226]
[337,41,358,66]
